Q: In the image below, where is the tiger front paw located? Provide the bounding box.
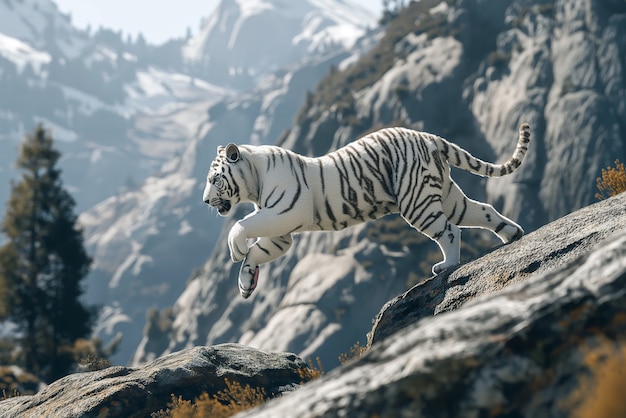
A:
[228,222,249,262]
[238,264,259,299]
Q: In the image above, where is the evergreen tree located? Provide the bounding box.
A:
[0,125,95,382]
[380,0,406,25]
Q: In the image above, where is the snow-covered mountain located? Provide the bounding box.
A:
[0,0,216,214]
[0,0,87,60]
[0,0,375,212]
[182,0,376,89]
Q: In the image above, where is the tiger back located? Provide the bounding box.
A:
[203,123,531,298]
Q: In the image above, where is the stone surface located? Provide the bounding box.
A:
[370,192,626,344]
[0,344,309,418]
[236,194,626,418]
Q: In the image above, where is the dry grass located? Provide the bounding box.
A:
[298,357,324,382]
[569,341,626,418]
[151,354,326,417]
[338,341,368,366]
[0,366,39,396]
[2,389,20,400]
[152,378,268,418]
[595,159,626,200]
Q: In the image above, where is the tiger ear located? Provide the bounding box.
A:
[225,143,240,163]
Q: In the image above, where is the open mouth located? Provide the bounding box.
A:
[216,200,231,216]
[207,197,231,216]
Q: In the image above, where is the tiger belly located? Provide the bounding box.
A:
[301,190,399,232]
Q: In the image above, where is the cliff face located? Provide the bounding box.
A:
[135,0,626,370]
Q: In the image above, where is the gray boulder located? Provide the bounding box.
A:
[0,344,309,418]
[236,193,626,417]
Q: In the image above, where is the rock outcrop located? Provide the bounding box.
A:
[0,344,309,418]
[237,192,626,418]
[370,189,626,344]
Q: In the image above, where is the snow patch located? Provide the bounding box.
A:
[94,303,132,335]
[430,1,450,15]
[124,67,231,114]
[0,33,51,75]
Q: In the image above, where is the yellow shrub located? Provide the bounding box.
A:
[338,341,368,365]
[595,159,626,200]
[153,378,268,418]
[570,341,626,418]
[298,357,324,381]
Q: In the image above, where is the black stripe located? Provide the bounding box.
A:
[278,177,301,215]
[256,243,271,256]
[456,198,467,224]
[271,238,285,252]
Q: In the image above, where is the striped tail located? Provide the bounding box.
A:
[438,123,531,177]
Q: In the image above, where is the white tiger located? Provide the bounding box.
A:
[204,123,531,298]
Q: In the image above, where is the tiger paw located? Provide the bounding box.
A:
[432,260,458,275]
[238,264,259,299]
[228,221,249,262]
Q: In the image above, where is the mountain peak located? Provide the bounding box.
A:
[182,0,376,89]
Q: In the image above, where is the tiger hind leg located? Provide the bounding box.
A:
[238,234,292,298]
[444,182,523,243]
[402,203,461,275]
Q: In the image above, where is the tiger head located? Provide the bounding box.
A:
[203,143,242,217]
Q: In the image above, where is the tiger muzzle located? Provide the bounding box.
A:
[206,197,231,215]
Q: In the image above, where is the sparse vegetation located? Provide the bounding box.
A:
[298,357,325,381]
[2,389,21,401]
[73,337,119,372]
[0,366,39,397]
[151,357,324,417]
[569,340,626,418]
[595,159,626,200]
[339,341,368,365]
[152,379,268,418]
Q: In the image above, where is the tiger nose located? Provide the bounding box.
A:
[203,198,210,205]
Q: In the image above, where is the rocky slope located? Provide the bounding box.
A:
[135,0,626,372]
[239,193,626,418]
[3,191,624,418]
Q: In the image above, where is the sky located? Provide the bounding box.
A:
[53,0,384,45]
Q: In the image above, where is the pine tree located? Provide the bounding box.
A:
[380,0,406,25]
[0,125,95,382]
